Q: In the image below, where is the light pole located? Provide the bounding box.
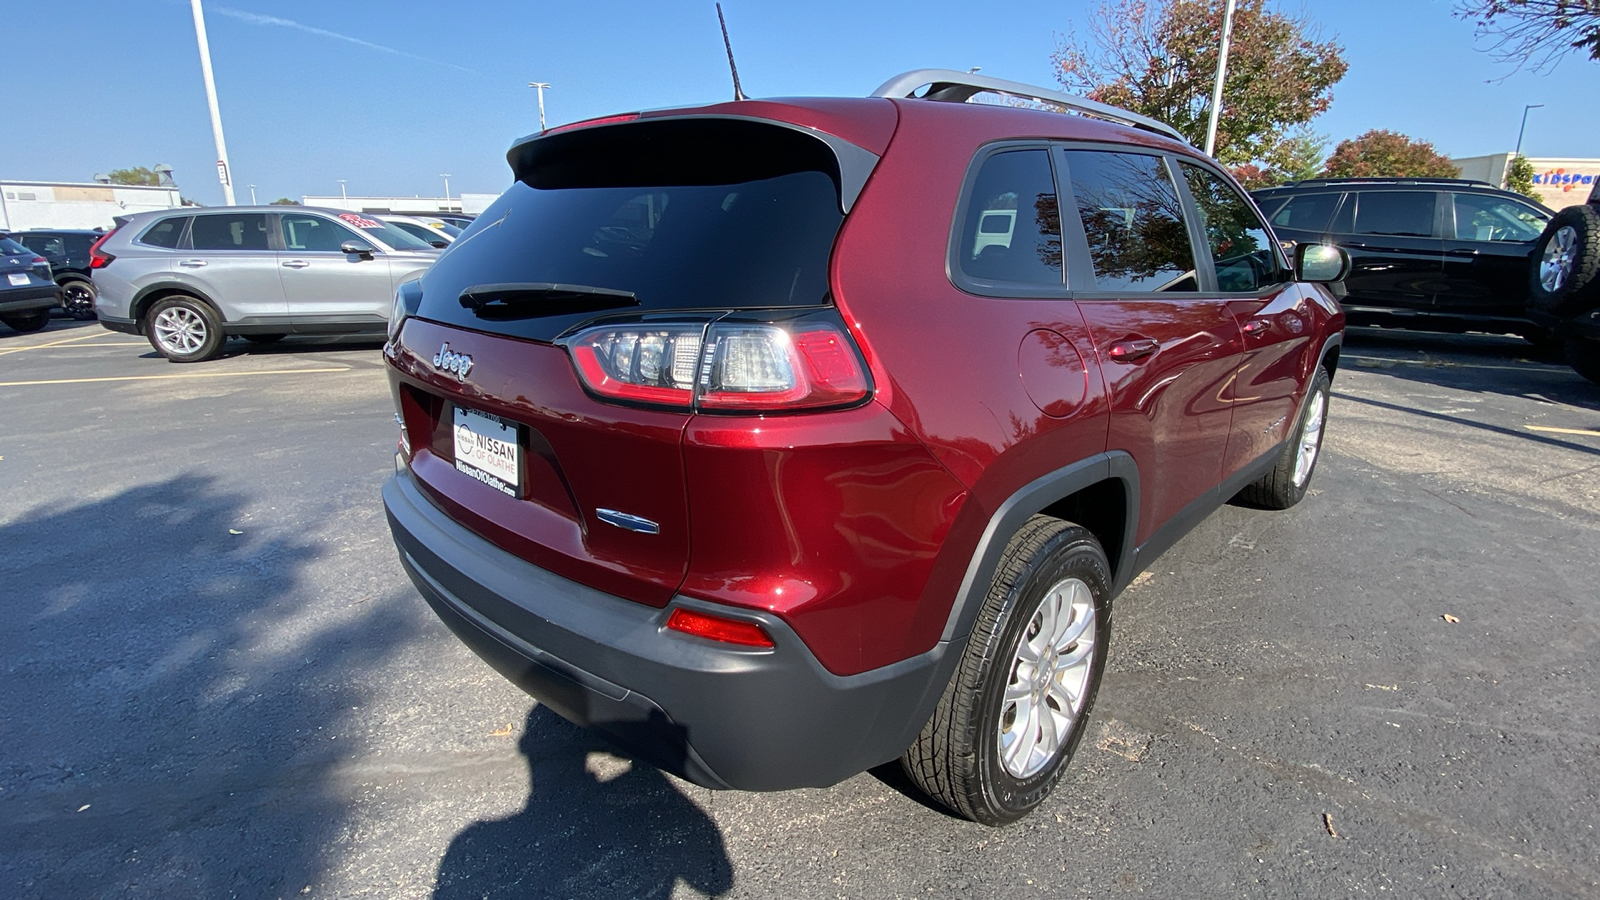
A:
[1203,0,1238,158]
[337,179,347,202]
[1515,103,1544,157]
[248,184,257,204]
[440,174,451,201]
[189,0,236,205]
[529,82,550,131]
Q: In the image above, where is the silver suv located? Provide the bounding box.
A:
[93,206,440,361]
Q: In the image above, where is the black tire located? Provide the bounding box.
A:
[1,309,51,333]
[1527,205,1600,317]
[1237,367,1332,510]
[242,333,286,345]
[1565,338,1600,386]
[145,295,225,362]
[902,516,1111,825]
[59,279,98,320]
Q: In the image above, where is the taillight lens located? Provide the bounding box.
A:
[87,229,118,269]
[665,608,775,649]
[562,313,870,413]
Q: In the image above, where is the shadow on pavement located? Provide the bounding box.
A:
[1341,327,1600,410]
[0,474,414,897]
[434,707,733,900]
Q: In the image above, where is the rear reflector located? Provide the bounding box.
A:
[665,608,775,648]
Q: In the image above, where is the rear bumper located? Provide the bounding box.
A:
[0,285,62,314]
[383,466,959,791]
[98,314,140,335]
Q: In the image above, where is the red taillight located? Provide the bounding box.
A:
[665,608,775,649]
[30,256,47,265]
[87,228,118,269]
[563,317,870,413]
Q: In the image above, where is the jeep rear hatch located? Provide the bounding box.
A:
[392,111,886,606]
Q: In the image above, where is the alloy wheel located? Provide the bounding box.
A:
[1292,388,1327,488]
[998,576,1097,779]
[1540,225,1578,293]
[153,306,208,355]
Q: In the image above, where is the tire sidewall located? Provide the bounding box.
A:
[146,296,223,363]
[2,309,51,333]
[973,531,1112,822]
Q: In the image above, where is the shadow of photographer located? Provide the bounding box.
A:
[434,706,733,899]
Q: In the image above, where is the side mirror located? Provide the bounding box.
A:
[340,239,375,258]
[1296,243,1349,283]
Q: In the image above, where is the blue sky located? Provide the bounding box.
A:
[3,0,1596,206]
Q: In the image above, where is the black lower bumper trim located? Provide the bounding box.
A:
[383,468,959,791]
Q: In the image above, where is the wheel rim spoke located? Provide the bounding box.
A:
[1293,389,1326,487]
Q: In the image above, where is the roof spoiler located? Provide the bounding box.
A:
[871,68,1189,145]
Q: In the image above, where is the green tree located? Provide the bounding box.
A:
[1456,0,1600,73]
[1322,130,1461,178]
[1053,0,1348,168]
[270,198,301,205]
[107,166,161,186]
[1505,154,1540,199]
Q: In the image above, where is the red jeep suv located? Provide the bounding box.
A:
[382,70,1348,824]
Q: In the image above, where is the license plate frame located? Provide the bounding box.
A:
[452,405,521,497]
[6,273,28,286]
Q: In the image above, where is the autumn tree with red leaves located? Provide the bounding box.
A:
[1053,0,1347,181]
[1322,130,1462,179]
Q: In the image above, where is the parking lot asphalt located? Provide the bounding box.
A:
[2,318,1597,899]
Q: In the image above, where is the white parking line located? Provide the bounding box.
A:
[0,366,351,387]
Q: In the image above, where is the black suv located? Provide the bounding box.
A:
[1526,179,1600,383]
[1253,178,1553,341]
[2,229,101,319]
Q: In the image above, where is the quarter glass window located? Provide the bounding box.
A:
[1181,164,1280,292]
[956,149,1063,286]
[138,217,189,248]
[190,214,270,251]
[1353,192,1435,237]
[1270,193,1340,232]
[1061,150,1198,292]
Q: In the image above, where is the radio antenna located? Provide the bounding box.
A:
[716,3,746,101]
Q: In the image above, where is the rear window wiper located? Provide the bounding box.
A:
[458,283,640,320]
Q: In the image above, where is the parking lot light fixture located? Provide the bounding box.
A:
[529,82,551,131]
[188,0,236,206]
[1516,104,1545,156]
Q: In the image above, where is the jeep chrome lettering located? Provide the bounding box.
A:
[433,343,473,380]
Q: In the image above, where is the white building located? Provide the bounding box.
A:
[0,179,183,231]
[300,193,500,216]
[1450,153,1600,210]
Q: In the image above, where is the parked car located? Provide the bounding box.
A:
[92,206,440,362]
[2,229,101,319]
[1252,178,1552,341]
[380,69,1348,824]
[378,215,456,248]
[435,214,475,229]
[1525,179,1600,384]
[0,236,63,333]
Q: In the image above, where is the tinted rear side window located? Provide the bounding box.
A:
[138,217,190,248]
[955,149,1062,287]
[1060,150,1198,292]
[190,214,270,250]
[417,119,846,342]
[1354,192,1436,237]
[1269,193,1340,232]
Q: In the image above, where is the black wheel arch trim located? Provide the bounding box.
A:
[131,283,227,324]
[939,451,1140,643]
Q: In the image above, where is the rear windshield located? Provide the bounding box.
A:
[415,118,846,342]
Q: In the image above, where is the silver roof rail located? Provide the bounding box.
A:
[870,69,1189,145]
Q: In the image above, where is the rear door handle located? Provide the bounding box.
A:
[178,259,207,268]
[1242,317,1272,335]
[1444,248,1479,260]
[281,260,310,269]
[1108,337,1159,361]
